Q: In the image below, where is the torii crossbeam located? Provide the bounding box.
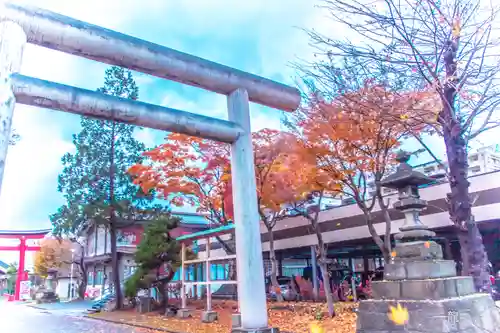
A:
[0,3,300,331]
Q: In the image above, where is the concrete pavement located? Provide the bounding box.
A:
[0,301,157,333]
[26,299,94,316]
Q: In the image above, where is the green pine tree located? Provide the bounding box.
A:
[125,216,194,311]
[6,262,17,294]
[50,66,166,308]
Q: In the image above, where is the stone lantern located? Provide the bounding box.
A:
[379,150,441,256]
[37,268,60,304]
[355,150,500,333]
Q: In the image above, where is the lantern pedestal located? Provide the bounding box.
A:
[355,151,500,332]
[37,269,60,304]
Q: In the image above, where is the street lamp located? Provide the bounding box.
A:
[69,248,75,301]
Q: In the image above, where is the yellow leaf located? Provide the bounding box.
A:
[388,303,409,325]
[310,321,325,333]
[452,19,461,37]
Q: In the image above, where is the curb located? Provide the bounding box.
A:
[26,304,47,310]
[84,315,186,333]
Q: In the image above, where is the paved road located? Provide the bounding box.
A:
[0,301,156,333]
[26,299,94,316]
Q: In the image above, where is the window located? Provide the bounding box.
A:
[469,154,479,162]
[123,265,137,278]
[88,271,94,286]
[96,271,103,285]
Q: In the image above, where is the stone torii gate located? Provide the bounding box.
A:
[0,229,49,301]
[0,3,300,332]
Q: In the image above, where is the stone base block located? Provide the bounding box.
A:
[395,229,436,242]
[231,327,279,333]
[384,259,456,280]
[165,305,178,317]
[176,308,192,318]
[201,310,218,323]
[232,313,242,328]
[372,276,475,300]
[393,240,443,260]
[356,293,500,332]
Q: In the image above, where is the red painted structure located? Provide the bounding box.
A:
[0,229,50,300]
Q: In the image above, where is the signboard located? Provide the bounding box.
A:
[19,280,31,300]
[117,228,142,246]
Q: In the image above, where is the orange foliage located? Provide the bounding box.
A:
[253,129,312,218]
[128,133,232,225]
[295,82,438,193]
[129,130,313,226]
[33,238,73,278]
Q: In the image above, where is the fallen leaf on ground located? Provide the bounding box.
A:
[91,300,358,333]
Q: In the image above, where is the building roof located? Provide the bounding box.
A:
[0,260,8,274]
[176,224,235,243]
[172,211,209,225]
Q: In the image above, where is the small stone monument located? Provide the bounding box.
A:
[37,268,60,304]
[356,151,500,333]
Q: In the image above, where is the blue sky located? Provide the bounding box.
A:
[0,0,334,238]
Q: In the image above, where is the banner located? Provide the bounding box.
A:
[85,285,102,299]
[19,280,31,300]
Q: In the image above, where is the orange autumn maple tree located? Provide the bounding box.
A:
[33,238,74,278]
[253,128,314,302]
[128,133,233,226]
[129,129,309,299]
[290,81,438,261]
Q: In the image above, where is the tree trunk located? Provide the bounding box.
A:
[440,31,491,293]
[109,120,122,308]
[77,254,87,299]
[160,267,175,311]
[110,224,121,307]
[319,259,335,317]
[443,124,491,292]
[364,212,390,261]
[456,230,470,276]
[313,223,335,317]
[300,192,335,316]
[161,281,168,311]
[78,270,88,299]
[268,228,284,302]
[377,193,392,258]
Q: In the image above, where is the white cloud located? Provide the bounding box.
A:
[0,107,74,229]
[133,128,158,149]
[161,93,228,120]
[0,0,164,231]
